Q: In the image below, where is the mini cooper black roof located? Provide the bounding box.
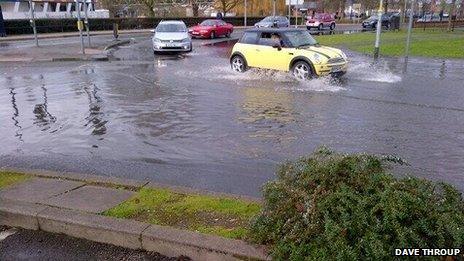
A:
[244,28,306,33]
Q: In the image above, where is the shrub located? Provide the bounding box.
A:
[250,147,464,260]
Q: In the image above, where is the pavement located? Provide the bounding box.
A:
[0,171,268,260]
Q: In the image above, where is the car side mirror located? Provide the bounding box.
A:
[273,44,282,51]
[150,29,155,33]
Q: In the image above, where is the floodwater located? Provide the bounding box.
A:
[1,38,463,196]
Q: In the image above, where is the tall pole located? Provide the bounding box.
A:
[374,0,384,60]
[402,0,408,25]
[28,0,38,47]
[76,0,85,54]
[273,0,276,16]
[84,1,90,46]
[405,0,415,60]
[244,0,247,27]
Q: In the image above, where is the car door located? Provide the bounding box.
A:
[254,32,292,71]
[216,20,226,36]
[238,31,260,68]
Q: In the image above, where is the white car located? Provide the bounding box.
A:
[152,20,192,54]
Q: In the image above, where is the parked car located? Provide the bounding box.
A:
[189,19,234,39]
[417,14,448,22]
[362,14,392,29]
[255,16,290,28]
[152,20,192,54]
[230,28,348,80]
[306,13,336,31]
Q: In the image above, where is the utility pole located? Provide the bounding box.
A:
[405,0,415,60]
[84,0,91,46]
[448,0,456,31]
[28,0,38,47]
[244,0,247,27]
[374,0,384,60]
[76,0,85,54]
[273,0,276,17]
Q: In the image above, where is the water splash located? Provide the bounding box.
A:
[347,61,402,83]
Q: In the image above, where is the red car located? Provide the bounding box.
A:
[189,19,234,39]
[306,13,336,31]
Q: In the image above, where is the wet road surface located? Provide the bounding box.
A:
[0,226,184,260]
[1,31,463,197]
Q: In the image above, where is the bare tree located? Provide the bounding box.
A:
[216,0,241,15]
[136,0,157,17]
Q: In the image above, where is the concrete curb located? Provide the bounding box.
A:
[0,200,270,260]
[104,39,132,51]
[0,167,261,202]
[0,30,151,42]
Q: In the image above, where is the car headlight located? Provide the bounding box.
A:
[340,52,347,60]
[153,37,161,43]
[313,53,322,64]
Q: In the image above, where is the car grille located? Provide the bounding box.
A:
[328,57,345,64]
[161,39,184,43]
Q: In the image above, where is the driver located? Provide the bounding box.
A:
[271,33,284,47]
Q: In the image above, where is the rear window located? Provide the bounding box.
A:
[240,32,258,44]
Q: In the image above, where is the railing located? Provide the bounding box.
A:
[414,19,464,29]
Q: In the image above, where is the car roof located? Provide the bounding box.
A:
[244,28,304,33]
[158,20,186,25]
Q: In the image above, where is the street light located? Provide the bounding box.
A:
[273,0,276,17]
[405,0,416,61]
[244,0,247,27]
[76,0,85,54]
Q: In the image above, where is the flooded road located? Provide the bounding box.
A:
[1,36,463,197]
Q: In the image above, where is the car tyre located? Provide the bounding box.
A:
[226,31,231,38]
[330,23,336,30]
[292,61,314,80]
[318,24,323,31]
[231,55,247,73]
[210,31,215,39]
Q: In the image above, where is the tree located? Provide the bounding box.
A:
[216,0,241,15]
[188,0,200,17]
[137,0,157,17]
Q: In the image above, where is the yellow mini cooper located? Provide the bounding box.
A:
[230,28,348,80]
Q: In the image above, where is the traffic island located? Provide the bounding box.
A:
[0,170,269,260]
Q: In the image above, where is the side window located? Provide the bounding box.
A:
[258,32,282,47]
[240,32,258,44]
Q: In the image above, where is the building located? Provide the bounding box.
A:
[0,0,109,20]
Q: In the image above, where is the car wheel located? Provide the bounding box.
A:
[306,26,311,30]
[330,23,335,30]
[292,61,314,80]
[386,22,391,29]
[226,31,231,38]
[231,55,247,73]
[318,24,323,31]
[210,31,215,39]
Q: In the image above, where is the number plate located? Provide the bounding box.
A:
[331,65,342,72]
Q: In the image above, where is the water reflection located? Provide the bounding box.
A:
[33,85,57,131]
[8,86,23,142]
[239,87,297,144]
[83,83,107,136]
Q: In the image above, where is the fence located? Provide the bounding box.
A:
[414,19,464,29]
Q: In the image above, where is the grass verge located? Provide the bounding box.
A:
[316,29,464,59]
[104,187,261,240]
[0,171,30,189]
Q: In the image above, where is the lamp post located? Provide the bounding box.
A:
[28,0,38,47]
[76,0,85,54]
[405,0,415,60]
[273,0,276,16]
[374,0,384,60]
[244,0,247,27]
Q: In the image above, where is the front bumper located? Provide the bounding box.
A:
[153,42,192,52]
[315,62,348,77]
[189,31,210,38]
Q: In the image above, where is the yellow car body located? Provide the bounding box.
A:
[230,28,347,78]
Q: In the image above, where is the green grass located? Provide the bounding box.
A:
[316,29,464,58]
[0,171,30,189]
[104,188,261,240]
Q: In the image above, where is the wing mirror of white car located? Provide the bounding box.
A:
[150,29,155,33]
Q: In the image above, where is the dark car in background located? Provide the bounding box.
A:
[255,16,290,28]
[362,13,399,30]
